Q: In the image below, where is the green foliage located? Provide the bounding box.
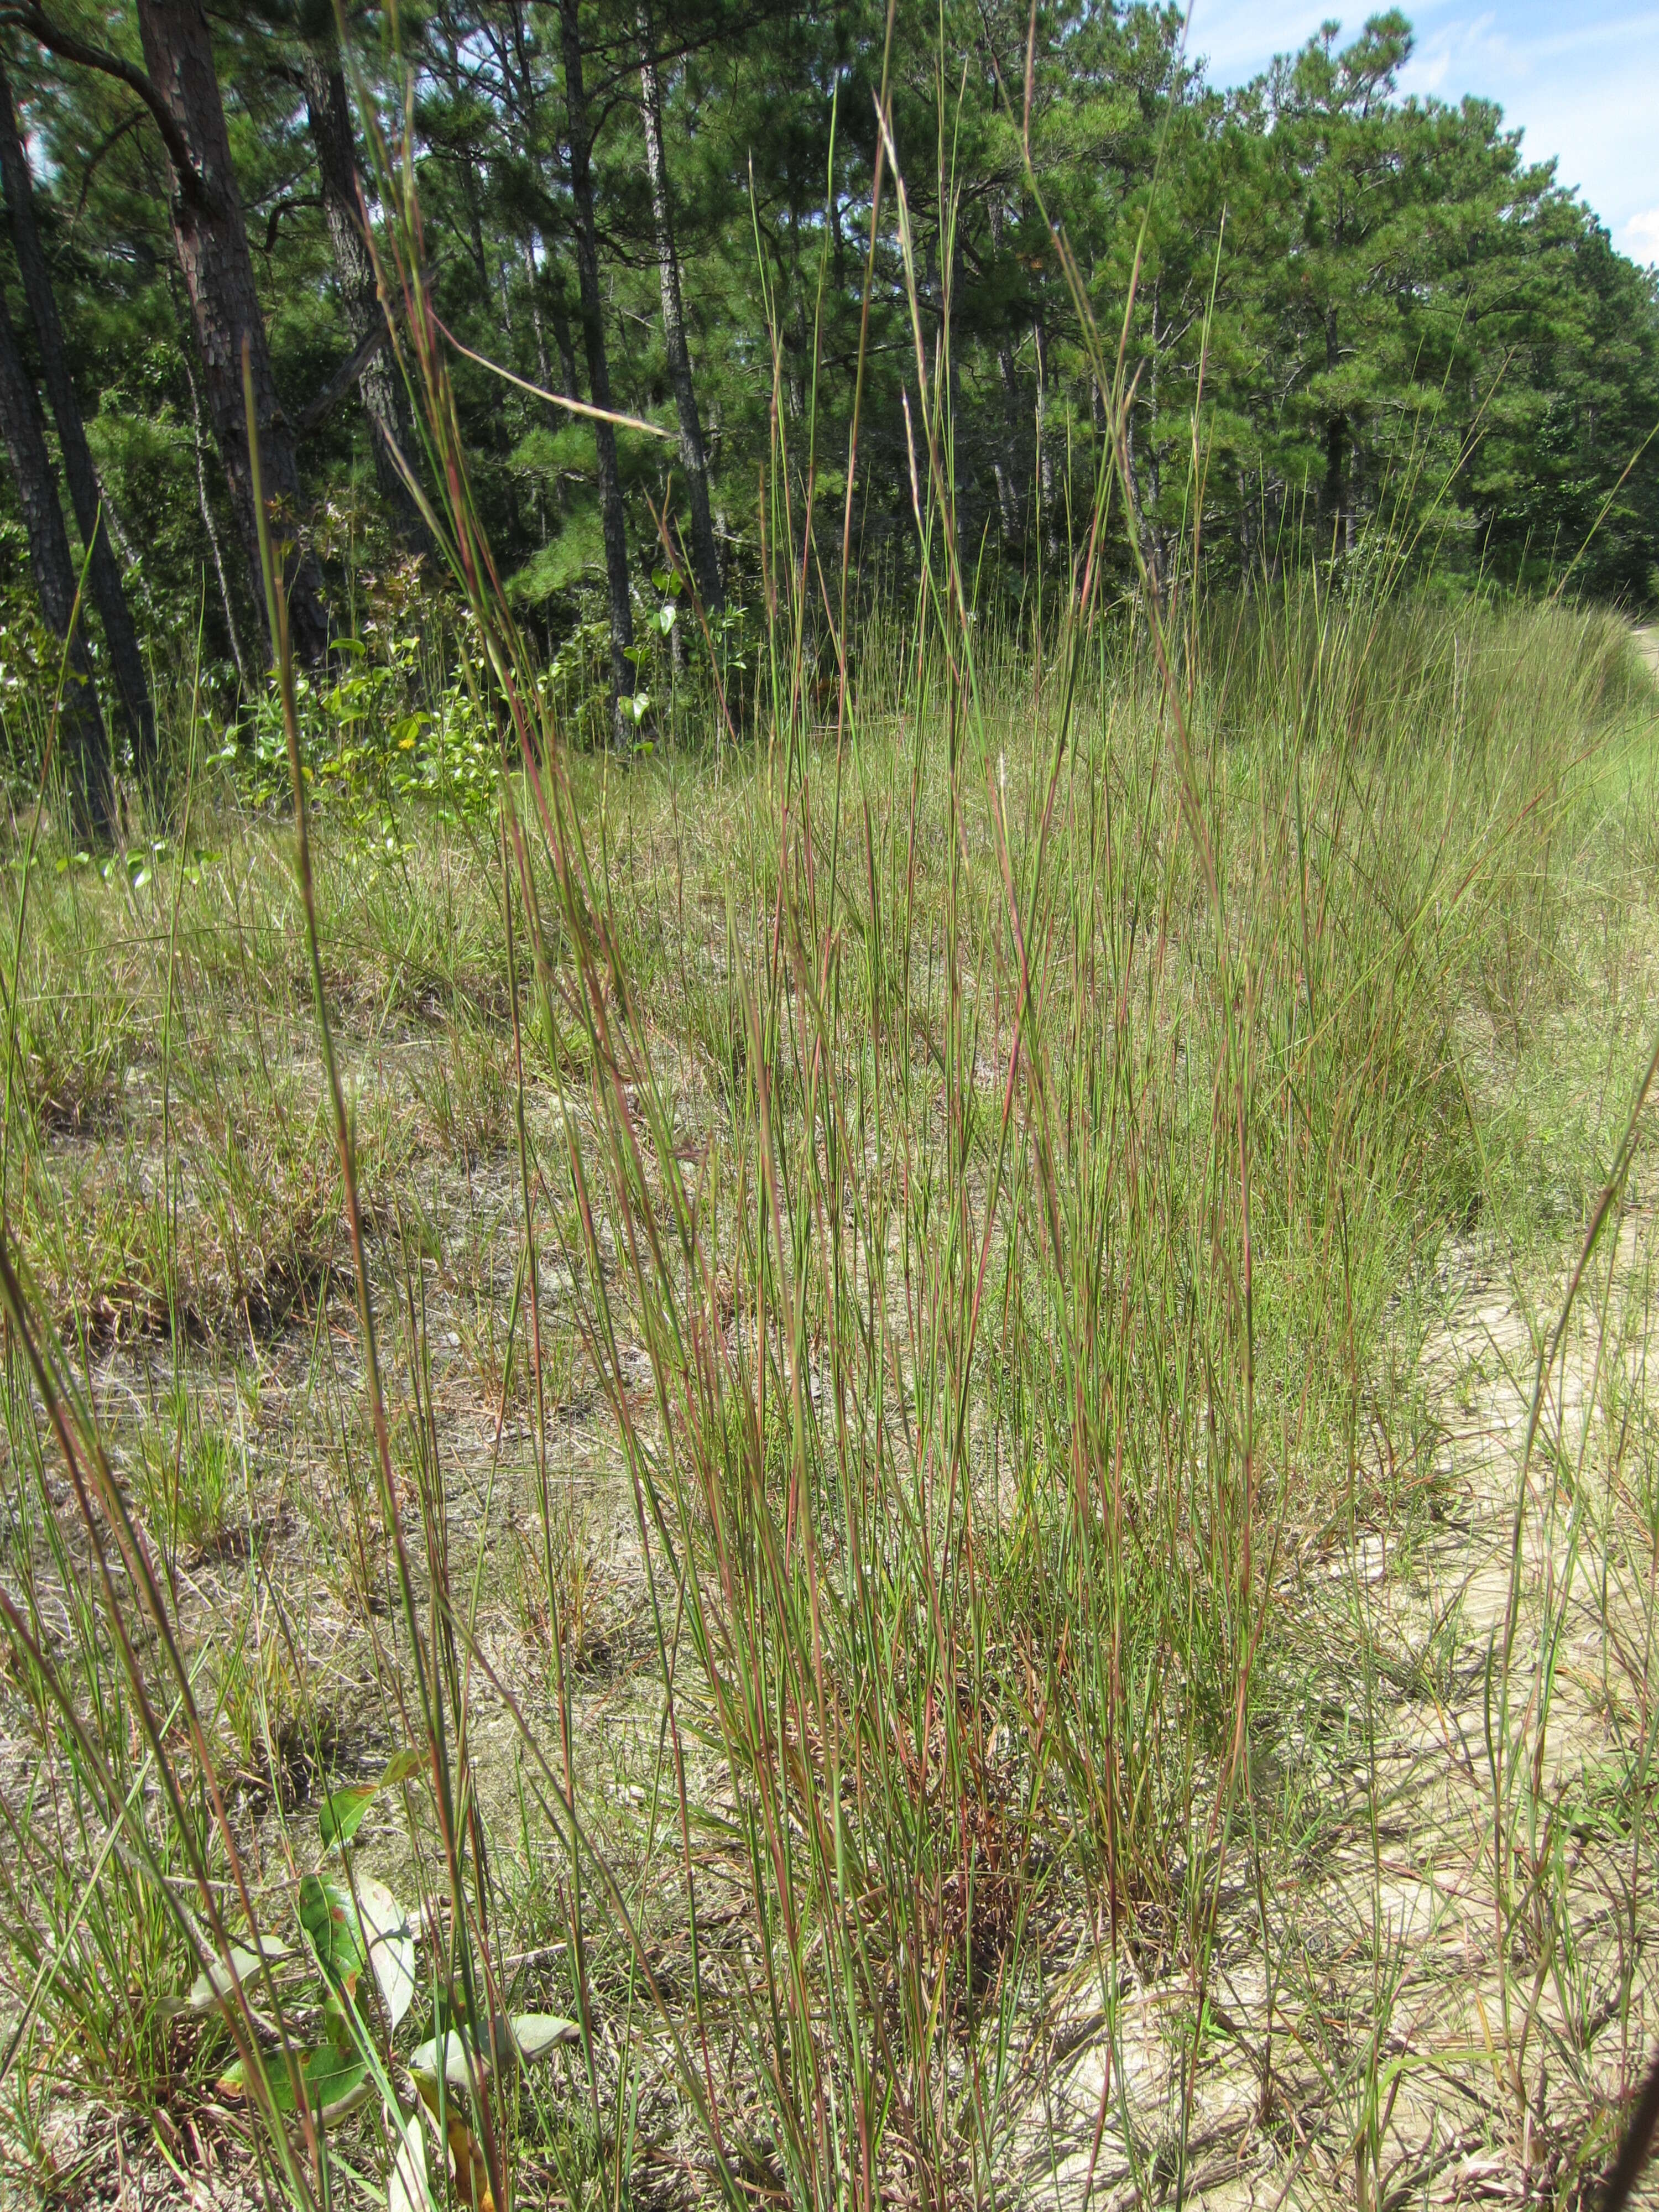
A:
[180,1745,570,2187]
[0,0,1653,724]
[237,603,502,826]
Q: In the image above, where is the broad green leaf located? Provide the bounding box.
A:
[215,2056,268,2105]
[298,1874,365,1986]
[217,2051,300,2114]
[216,2045,368,2124]
[319,1749,425,1849]
[319,1782,378,1850]
[304,2043,371,2124]
[354,1876,416,2029]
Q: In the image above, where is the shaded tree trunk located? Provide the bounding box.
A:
[521,233,553,391]
[535,263,583,523]
[185,352,248,687]
[519,234,558,534]
[548,286,582,406]
[1138,286,1171,585]
[1034,316,1058,559]
[1322,310,1347,556]
[638,7,722,619]
[559,0,635,740]
[985,200,1025,551]
[993,338,1024,548]
[299,40,425,545]
[923,230,962,488]
[0,291,112,833]
[0,63,153,773]
[1323,411,1347,555]
[133,0,328,667]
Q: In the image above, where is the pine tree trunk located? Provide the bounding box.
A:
[549,290,582,405]
[0,291,112,834]
[521,234,554,390]
[994,338,1024,549]
[185,355,248,687]
[537,274,581,521]
[519,234,560,532]
[0,63,154,773]
[985,201,1024,551]
[134,0,329,669]
[458,155,491,295]
[560,0,635,742]
[1323,310,1345,557]
[299,42,425,543]
[1323,410,1346,556]
[638,8,723,619]
[1034,316,1058,559]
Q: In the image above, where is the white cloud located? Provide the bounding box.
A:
[1188,1,1659,243]
[1185,0,1333,76]
[1621,207,1659,262]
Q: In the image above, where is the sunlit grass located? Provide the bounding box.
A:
[1,77,1658,2209]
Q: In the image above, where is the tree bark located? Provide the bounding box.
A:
[299,40,425,544]
[521,233,553,391]
[0,289,112,834]
[1323,412,1347,556]
[185,351,248,687]
[985,200,1025,551]
[1034,315,1058,559]
[548,287,581,406]
[559,0,635,742]
[133,0,329,668]
[993,338,1024,549]
[1322,310,1346,557]
[638,9,722,620]
[0,63,154,773]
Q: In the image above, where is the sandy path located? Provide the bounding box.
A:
[1020,1227,1659,2208]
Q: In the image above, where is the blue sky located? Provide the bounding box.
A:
[1185,1,1659,263]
